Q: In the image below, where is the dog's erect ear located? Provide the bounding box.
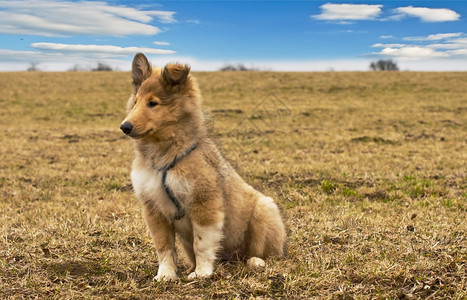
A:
[132,53,152,92]
[162,63,190,87]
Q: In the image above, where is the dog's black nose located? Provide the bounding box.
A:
[120,122,133,135]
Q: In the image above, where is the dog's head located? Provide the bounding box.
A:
[120,53,199,140]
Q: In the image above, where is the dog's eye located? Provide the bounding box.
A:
[147,101,158,108]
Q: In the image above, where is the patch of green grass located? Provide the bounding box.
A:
[341,187,358,197]
[321,179,339,195]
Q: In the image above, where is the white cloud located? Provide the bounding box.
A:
[0,49,64,61]
[312,3,382,22]
[426,43,465,50]
[449,38,467,44]
[371,31,467,61]
[0,0,175,36]
[31,43,175,56]
[153,41,170,46]
[380,35,394,39]
[448,49,467,56]
[395,6,460,22]
[187,19,200,24]
[403,32,462,41]
[373,46,450,60]
[426,41,467,56]
[372,43,406,48]
[149,11,176,24]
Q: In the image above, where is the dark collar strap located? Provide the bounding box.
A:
[160,143,197,220]
[160,143,198,172]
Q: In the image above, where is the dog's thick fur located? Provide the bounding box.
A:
[121,53,286,280]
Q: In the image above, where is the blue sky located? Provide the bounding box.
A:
[0,0,466,71]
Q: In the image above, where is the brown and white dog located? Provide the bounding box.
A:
[120,53,286,280]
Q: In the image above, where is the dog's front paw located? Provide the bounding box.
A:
[187,266,213,280]
[154,273,178,281]
[188,271,212,280]
[154,269,178,281]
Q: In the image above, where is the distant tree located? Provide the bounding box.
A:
[27,62,40,72]
[220,64,238,71]
[370,60,399,71]
[236,64,248,71]
[220,63,255,71]
[69,64,88,72]
[93,62,113,71]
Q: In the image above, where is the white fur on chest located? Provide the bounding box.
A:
[131,165,192,218]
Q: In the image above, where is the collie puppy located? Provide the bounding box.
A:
[120,53,286,280]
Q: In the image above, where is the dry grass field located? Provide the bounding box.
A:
[0,70,465,299]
